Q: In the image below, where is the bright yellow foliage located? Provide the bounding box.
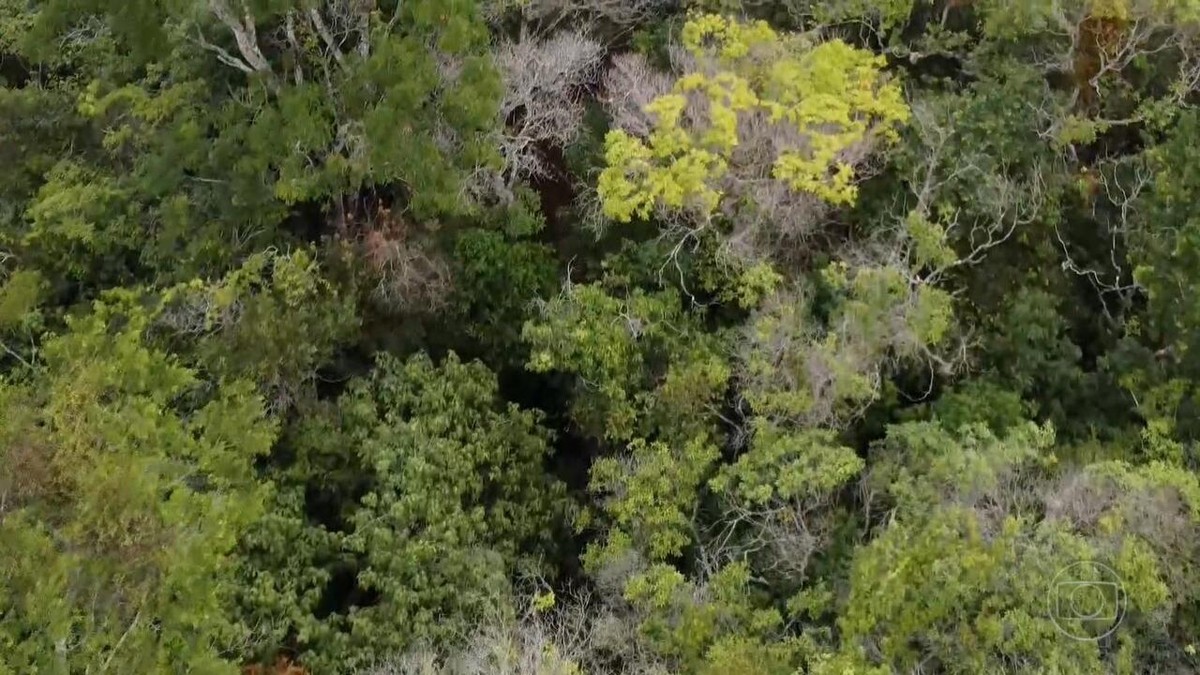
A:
[766,40,910,203]
[680,13,778,62]
[598,129,727,222]
[676,72,760,151]
[1089,0,1133,20]
[598,14,910,222]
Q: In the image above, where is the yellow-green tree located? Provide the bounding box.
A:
[0,289,277,673]
[598,13,909,253]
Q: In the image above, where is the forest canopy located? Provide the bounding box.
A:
[5,0,1200,673]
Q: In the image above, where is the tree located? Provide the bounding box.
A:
[707,421,863,585]
[12,0,505,295]
[739,264,954,430]
[443,193,561,363]
[0,288,277,673]
[235,351,567,671]
[826,420,1200,673]
[156,248,359,415]
[13,2,1200,673]
[597,14,909,264]
[482,29,606,202]
[975,0,1200,136]
[1130,111,1200,374]
[0,268,45,371]
[523,281,730,442]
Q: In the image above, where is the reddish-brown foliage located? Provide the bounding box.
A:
[1073,13,1130,108]
[242,656,307,675]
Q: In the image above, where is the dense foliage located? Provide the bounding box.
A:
[6,0,1200,672]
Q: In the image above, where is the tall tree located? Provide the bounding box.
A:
[0,289,277,673]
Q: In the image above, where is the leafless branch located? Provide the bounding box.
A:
[193,28,257,74]
[308,7,347,67]
[207,0,272,73]
[465,30,606,203]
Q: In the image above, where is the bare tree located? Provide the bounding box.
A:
[1053,160,1148,317]
[470,30,606,203]
[196,0,385,81]
[701,489,840,586]
[353,207,453,314]
[367,586,665,675]
[1043,469,1123,532]
[600,53,675,139]
[883,97,1053,287]
[1015,0,1200,128]
[737,260,964,434]
[482,0,676,32]
[201,0,272,74]
[1042,463,1200,608]
[896,92,1145,315]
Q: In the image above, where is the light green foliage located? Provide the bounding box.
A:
[867,421,1055,519]
[524,282,730,441]
[828,419,1200,672]
[374,597,589,675]
[724,261,784,309]
[24,161,125,244]
[159,248,359,413]
[1077,459,1200,522]
[0,270,42,329]
[591,435,722,561]
[710,421,863,506]
[828,263,954,351]
[1117,373,1189,463]
[22,160,137,283]
[685,235,786,310]
[740,289,826,422]
[621,561,794,673]
[598,13,909,222]
[837,510,1112,673]
[706,421,864,586]
[1062,459,1200,662]
[0,290,277,673]
[741,266,953,427]
[698,635,801,675]
[975,0,1081,38]
[525,283,659,439]
[762,38,909,203]
[835,493,1194,673]
[903,209,957,270]
[599,120,727,222]
[0,269,45,371]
